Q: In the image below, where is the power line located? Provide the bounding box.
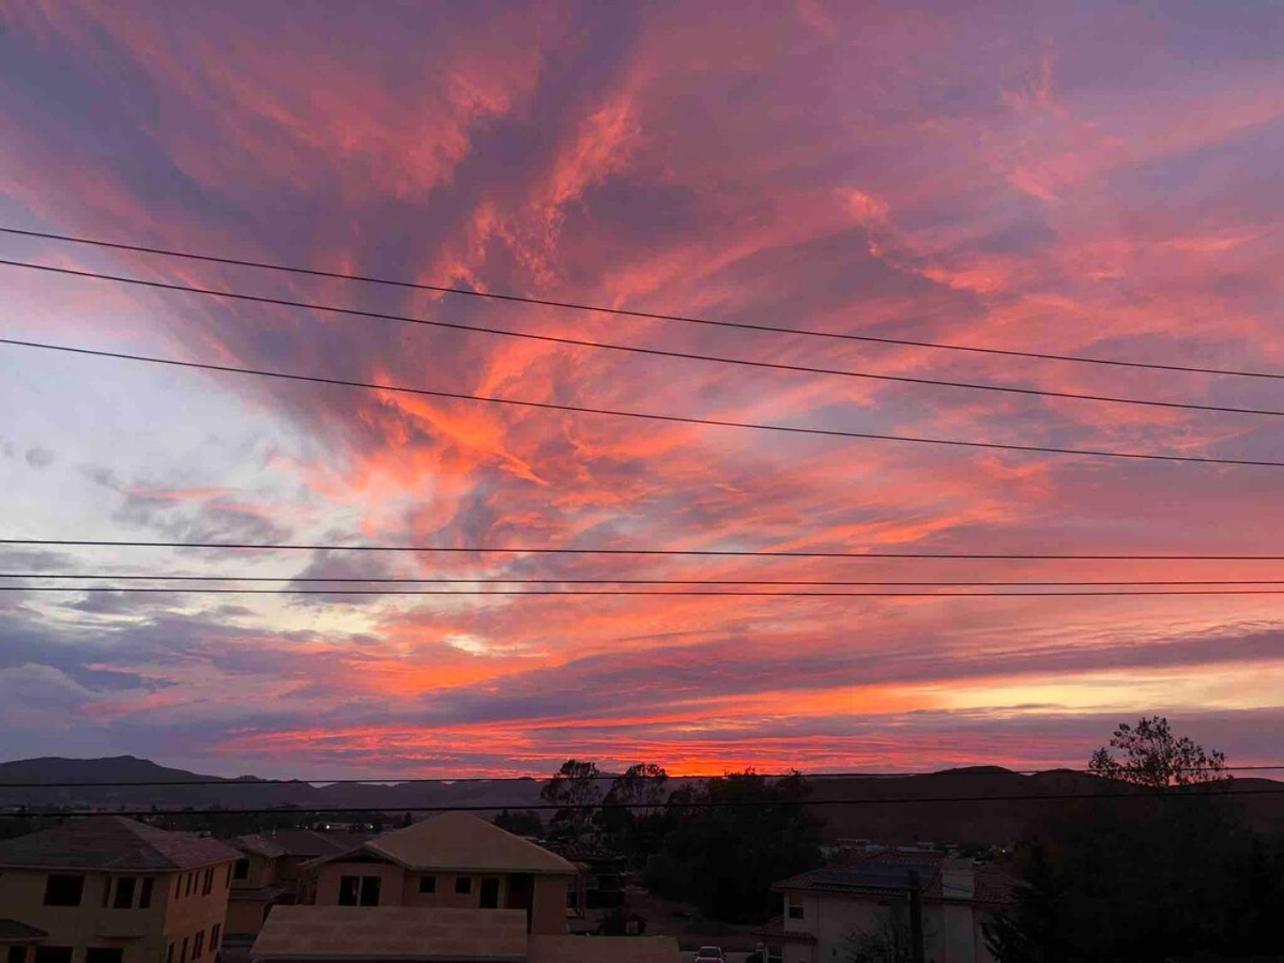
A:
[3,766,1276,788]
[10,574,1284,586]
[5,337,1284,467]
[5,537,1283,560]
[13,786,1284,819]
[5,224,1281,381]
[9,586,1284,597]
[4,258,1282,421]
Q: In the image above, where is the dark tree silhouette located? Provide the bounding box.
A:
[1088,716,1228,787]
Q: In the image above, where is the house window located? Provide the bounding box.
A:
[113,876,136,909]
[225,864,233,888]
[787,893,804,920]
[34,950,72,963]
[766,946,784,963]
[139,877,154,909]
[43,874,84,906]
[185,872,195,896]
[480,878,500,909]
[455,876,472,895]
[418,876,436,894]
[202,868,214,895]
[8,947,27,963]
[211,924,221,949]
[166,945,173,963]
[233,858,249,880]
[193,931,204,959]
[180,937,188,963]
[86,950,124,963]
[339,875,381,906]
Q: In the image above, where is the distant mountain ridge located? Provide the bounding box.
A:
[2,756,1280,845]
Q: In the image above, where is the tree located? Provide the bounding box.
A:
[645,770,822,922]
[603,763,669,809]
[541,760,603,830]
[493,809,543,836]
[845,907,912,963]
[1088,716,1228,787]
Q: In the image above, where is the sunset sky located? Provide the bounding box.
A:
[2,1,1283,778]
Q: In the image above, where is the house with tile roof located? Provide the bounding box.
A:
[224,830,370,947]
[299,812,579,936]
[0,816,240,963]
[756,850,1016,963]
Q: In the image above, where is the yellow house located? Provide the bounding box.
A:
[0,816,239,963]
[301,812,577,935]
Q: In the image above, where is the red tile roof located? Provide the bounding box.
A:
[0,816,239,871]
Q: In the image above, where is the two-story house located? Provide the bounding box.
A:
[756,851,1015,963]
[300,812,576,935]
[0,816,240,963]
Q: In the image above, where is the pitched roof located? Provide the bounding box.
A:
[250,830,368,859]
[0,816,239,871]
[236,834,289,859]
[528,935,681,963]
[322,812,575,875]
[775,851,1016,906]
[249,906,528,962]
[0,920,48,944]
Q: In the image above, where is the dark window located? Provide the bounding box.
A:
[338,875,360,906]
[359,876,381,907]
[233,858,249,880]
[113,876,136,909]
[202,868,213,895]
[418,876,436,894]
[480,878,500,909]
[86,950,124,963]
[180,937,188,963]
[193,932,204,959]
[455,876,472,895]
[34,950,72,963]
[43,874,84,906]
[225,864,233,888]
[211,924,221,949]
[9,947,27,963]
[185,872,194,896]
[166,945,174,963]
[139,877,154,909]
[787,893,804,919]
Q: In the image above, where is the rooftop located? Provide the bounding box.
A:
[775,851,1016,906]
[0,816,240,872]
[528,935,681,963]
[0,920,48,945]
[238,830,368,860]
[314,812,575,875]
[249,906,528,962]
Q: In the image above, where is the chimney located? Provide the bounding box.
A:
[940,859,974,900]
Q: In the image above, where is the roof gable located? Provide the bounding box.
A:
[363,812,575,875]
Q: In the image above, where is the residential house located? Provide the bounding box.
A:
[248,906,680,963]
[757,851,1015,963]
[300,812,577,935]
[225,830,367,944]
[0,816,240,963]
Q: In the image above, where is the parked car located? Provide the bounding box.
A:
[694,948,725,962]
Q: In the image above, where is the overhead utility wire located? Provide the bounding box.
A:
[9,586,1284,597]
[11,574,1284,586]
[5,338,1283,468]
[2,259,1281,421]
[4,225,1280,381]
[6,765,1277,787]
[6,537,1284,560]
[22,786,1284,819]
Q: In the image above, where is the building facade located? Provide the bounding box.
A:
[758,852,1015,963]
[0,817,239,963]
[301,812,577,936]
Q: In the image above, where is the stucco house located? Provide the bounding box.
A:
[299,812,578,935]
[0,816,240,963]
[756,851,1016,963]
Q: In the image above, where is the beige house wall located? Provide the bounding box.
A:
[0,861,234,963]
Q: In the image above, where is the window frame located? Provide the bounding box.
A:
[42,874,85,907]
[139,876,154,909]
[113,876,136,909]
[455,875,472,895]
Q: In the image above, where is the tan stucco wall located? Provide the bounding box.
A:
[0,867,168,963]
[231,852,278,890]
[161,862,235,963]
[312,861,406,906]
[530,875,569,936]
[224,898,274,937]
